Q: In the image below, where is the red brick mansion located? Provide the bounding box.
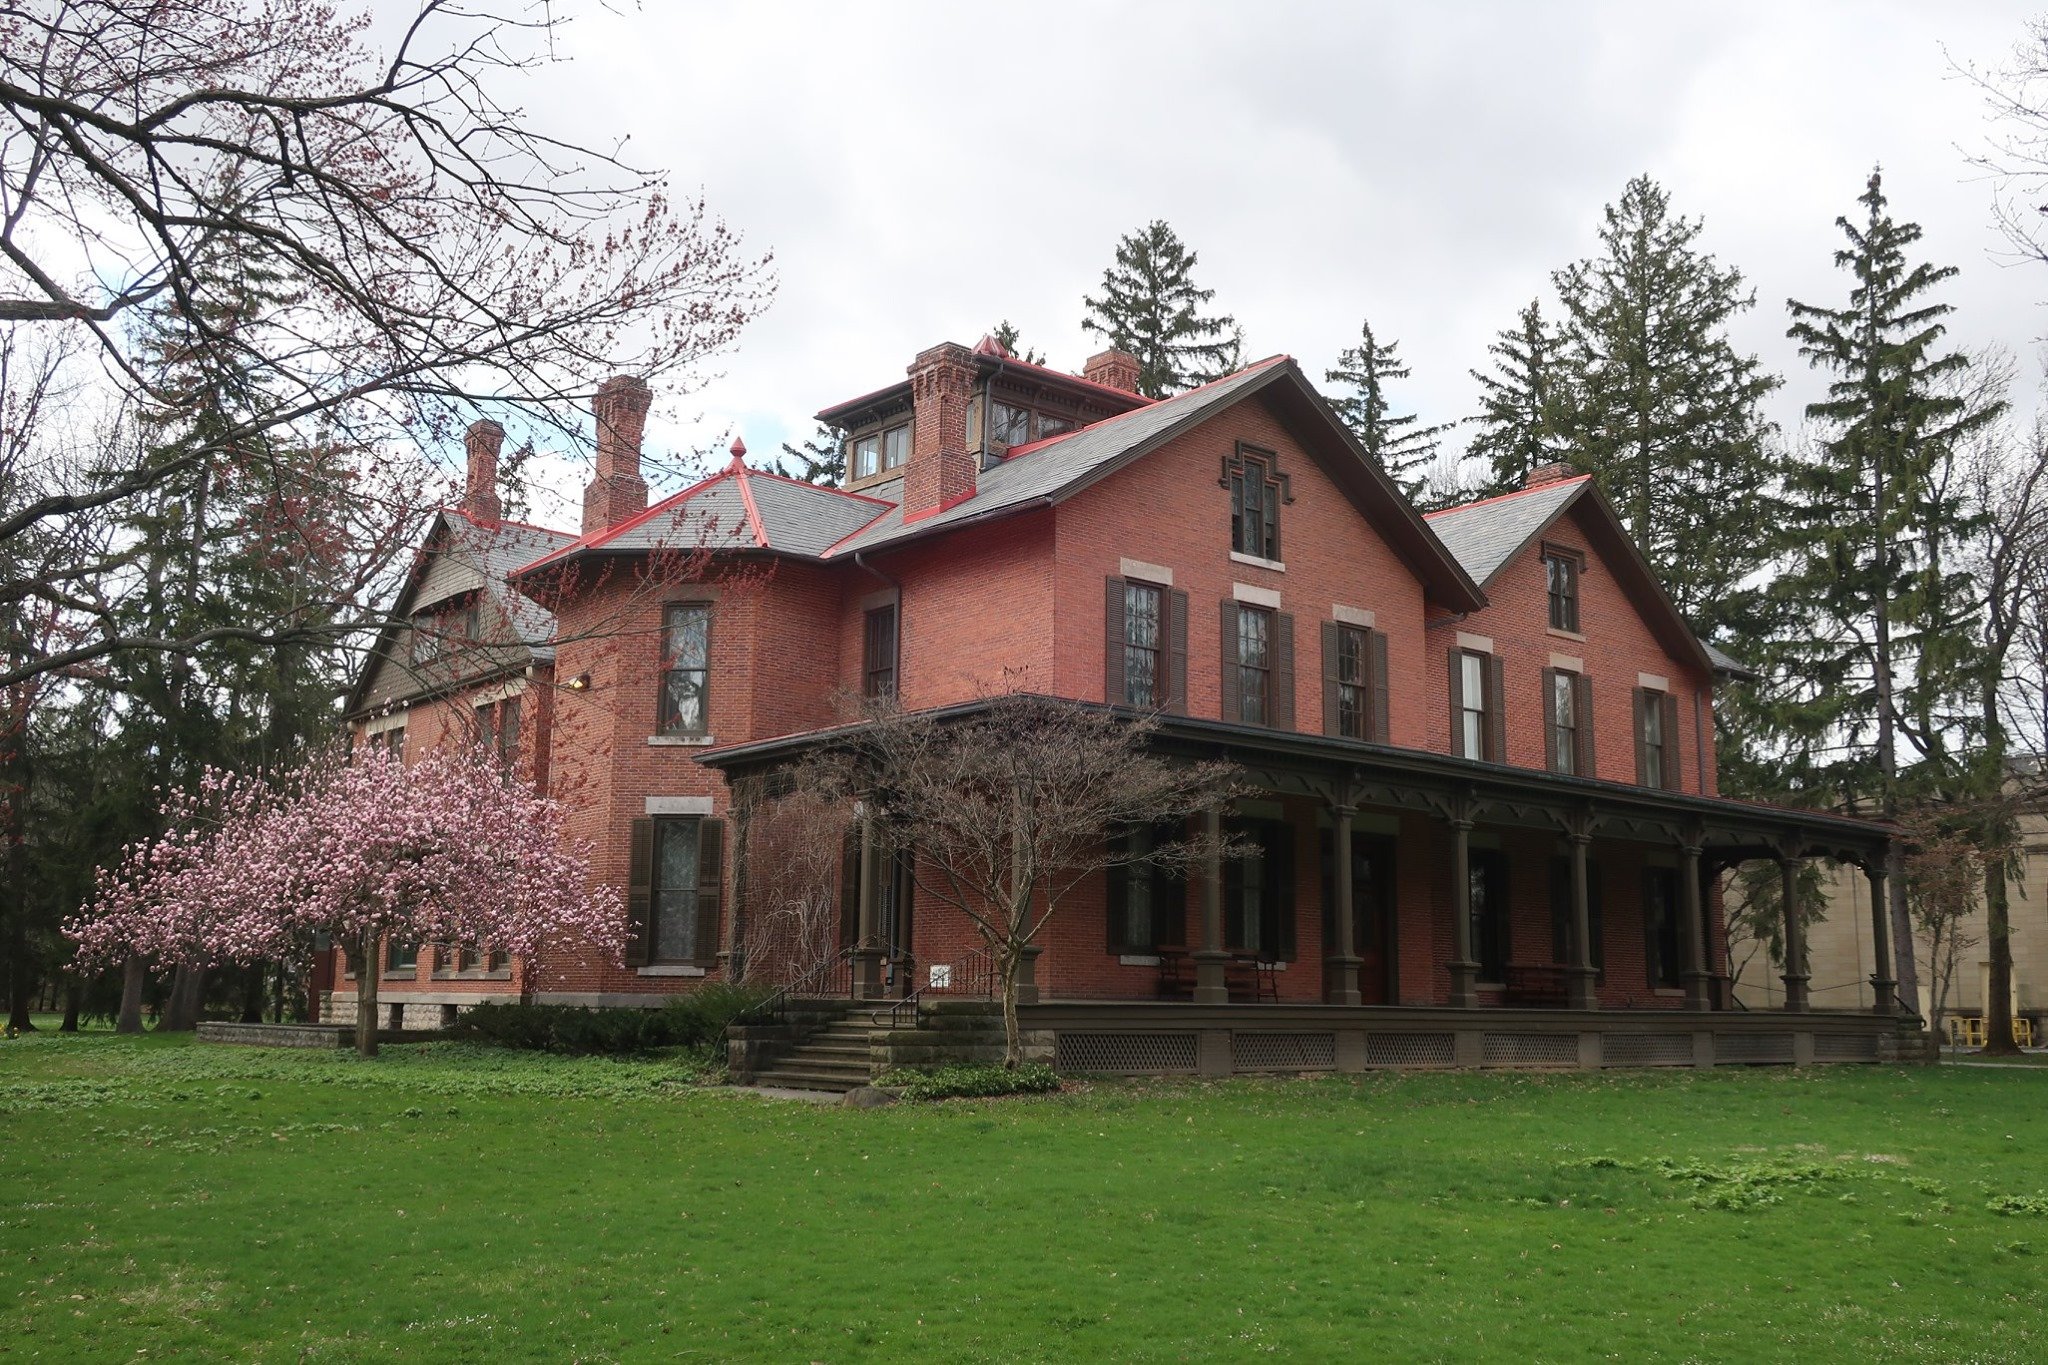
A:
[332,336,1908,1076]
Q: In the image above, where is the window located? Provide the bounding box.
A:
[659,603,710,736]
[1469,850,1509,982]
[385,938,418,974]
[991,401,1031,448]
[1549,670,1577,776]
[850,424,909,481]
[1545,551,1581,633]
[1122,582,1164,707]
[1318,830,1396,981]
[1334,625,1370,740]
[1038,414,1073,440]
[1635,688,1678,789]
[368,726,405,763]
[651,819,716,962]
[462,594,483,643]
[1237,606,1273,726]
[409,614,437,665]
[863,604,898,700]
[1549,856,1605,973]
[1225,818,1295,959]
[1457,651,1488,759]
[1107,823,1187,953]
[1642,867,1682,988]
[1227,450,1283,560]
[477,696,521,767]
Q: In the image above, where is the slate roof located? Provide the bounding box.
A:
[438,512,576,653]
[824,359,1291,557]
[516,456,890,576]
[1423,476,1590,587]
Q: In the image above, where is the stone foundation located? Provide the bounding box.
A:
[196,1021,352,1048]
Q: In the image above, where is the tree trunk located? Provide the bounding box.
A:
[238,963,264,1023]
[116,957,146,1034]
[999,950,1021,1070]
[355,929,380,1058]
[1982,860,2019,1056]
[59,978,81,1032]
[158,964,205,1031]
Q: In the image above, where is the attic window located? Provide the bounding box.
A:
[1223,444,1289,561]
[851,424,909,481]
[991,401,1031,448]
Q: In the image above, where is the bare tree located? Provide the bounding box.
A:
[731,783,854,991]
[0,1,773,689]
[798,693,1241,1067]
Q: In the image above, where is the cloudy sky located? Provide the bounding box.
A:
[509,0,2044,518]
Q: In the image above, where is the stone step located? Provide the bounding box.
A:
[786,1043,870,1058]
[751,1070,867,1093]
[769,1050,870,1070]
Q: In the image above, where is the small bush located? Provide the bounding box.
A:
[451,985,771,1057]
[878,1062,1061,1101]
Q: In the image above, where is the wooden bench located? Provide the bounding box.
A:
[1502,964,1570,1009]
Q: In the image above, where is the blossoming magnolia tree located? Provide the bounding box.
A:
[68,747,622,1056]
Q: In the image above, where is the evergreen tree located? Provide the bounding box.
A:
[1324,316,1454,504]
[1774,169,2007,1014]
[990,321,1046,366]
[1551,176,1781,638]
[1081,221,1240,398]
[775,423,845,487]
[1465,298,1568,499]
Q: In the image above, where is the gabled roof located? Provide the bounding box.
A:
[814,341,1154,428]
[1425,476,1715,676]
[514,453,890,579]
[342,509,576,719]
[822,357,1488,611]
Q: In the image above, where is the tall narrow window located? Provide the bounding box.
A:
[1237,606,1273,726]
[882,423,909,473]
[863,604,897,699]
[1549,670,1578,776]
[1335,625,1370,739]
[1123,582,1163,707]
[1470,851,1509,982]
[850,433,881,481]
[659,603,711,736]
[1459,651,1487,759]
[1107,823,1186,954]
[1545,551,1580,633]
[1636,688,1677,788]
[1227,450,1283,560]
[1224,819,1295,960]
[652,819,703,962]
[1643,868,1682,988]
[477,696,521,767]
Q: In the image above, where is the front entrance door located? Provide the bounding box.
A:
[1322,830,1396,1005]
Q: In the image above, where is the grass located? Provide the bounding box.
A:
[3,1032,2046,1362]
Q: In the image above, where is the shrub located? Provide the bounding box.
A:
[878,1062,1061,1101]
[451,985,771,1057]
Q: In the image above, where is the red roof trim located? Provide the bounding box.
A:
[1423,474,1593,519]
[732,466,769,548]
[899,487,979,526]
[817,504,898,558]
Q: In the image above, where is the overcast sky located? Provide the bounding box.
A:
[508,1,2045,520]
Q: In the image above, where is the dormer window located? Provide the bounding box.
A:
[991,401,1031,448]
[851,423,909,481]
[1223,445,1289,562]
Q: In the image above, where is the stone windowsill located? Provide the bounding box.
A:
[383,970,421,980]
[648,734,716,748]
[1229,551,1286,573]
[638,964,708,977]
[1547,626,1587,643]
[432,970,514,982]
[1117,954,1161,967]
[1654,987,1685,998]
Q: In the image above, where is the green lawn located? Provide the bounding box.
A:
[3,1032,2045,1362]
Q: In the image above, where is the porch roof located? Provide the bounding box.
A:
[697,695,1893,867]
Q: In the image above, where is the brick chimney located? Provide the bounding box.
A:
[1524,461,1576,490]
[902,343,977,522]
[582,375,652,535]
[461,419,504,526]
[1083,348,1142,395]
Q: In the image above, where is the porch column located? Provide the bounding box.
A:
[851,810,885,1000]
[1678,835,1711,1011]
[1566,824,1598,1010]
[1193,804,1229,1004]
[1325,803,1363,1006]
[1778,854,1809,1012]
[1866,863,1897,1015]
[1447,813,1479,1008]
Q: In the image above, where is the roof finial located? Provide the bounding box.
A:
[728,435,748,470]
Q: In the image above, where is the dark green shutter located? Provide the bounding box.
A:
[1632,687,1651,784]
[1368,629,1390,743]
[695,818,724,962]
[1320,621,1341,737]
[626,818,654,967]
[1660,693,1683,791]
[1573,673,1596,778]
[1447,647,1466,757]
[1167,589,1189,715]
[839,828,860,948]
[1104,577,1126,705]
[1219,601,1241,723]
[1486,654,1507,764]
[1541,667,1560,772]
[1272,612,1295,731]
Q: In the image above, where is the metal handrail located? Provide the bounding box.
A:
[736,945,857,1026]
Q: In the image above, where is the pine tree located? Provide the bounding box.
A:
[1775,169,2007,1016]
[1081,221,1240,398]
[774,423,845,487]
[1465,298,1568,499]
[990,321,1046,366]
[1324,316,1454,504]
[1551,176,1781,638]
